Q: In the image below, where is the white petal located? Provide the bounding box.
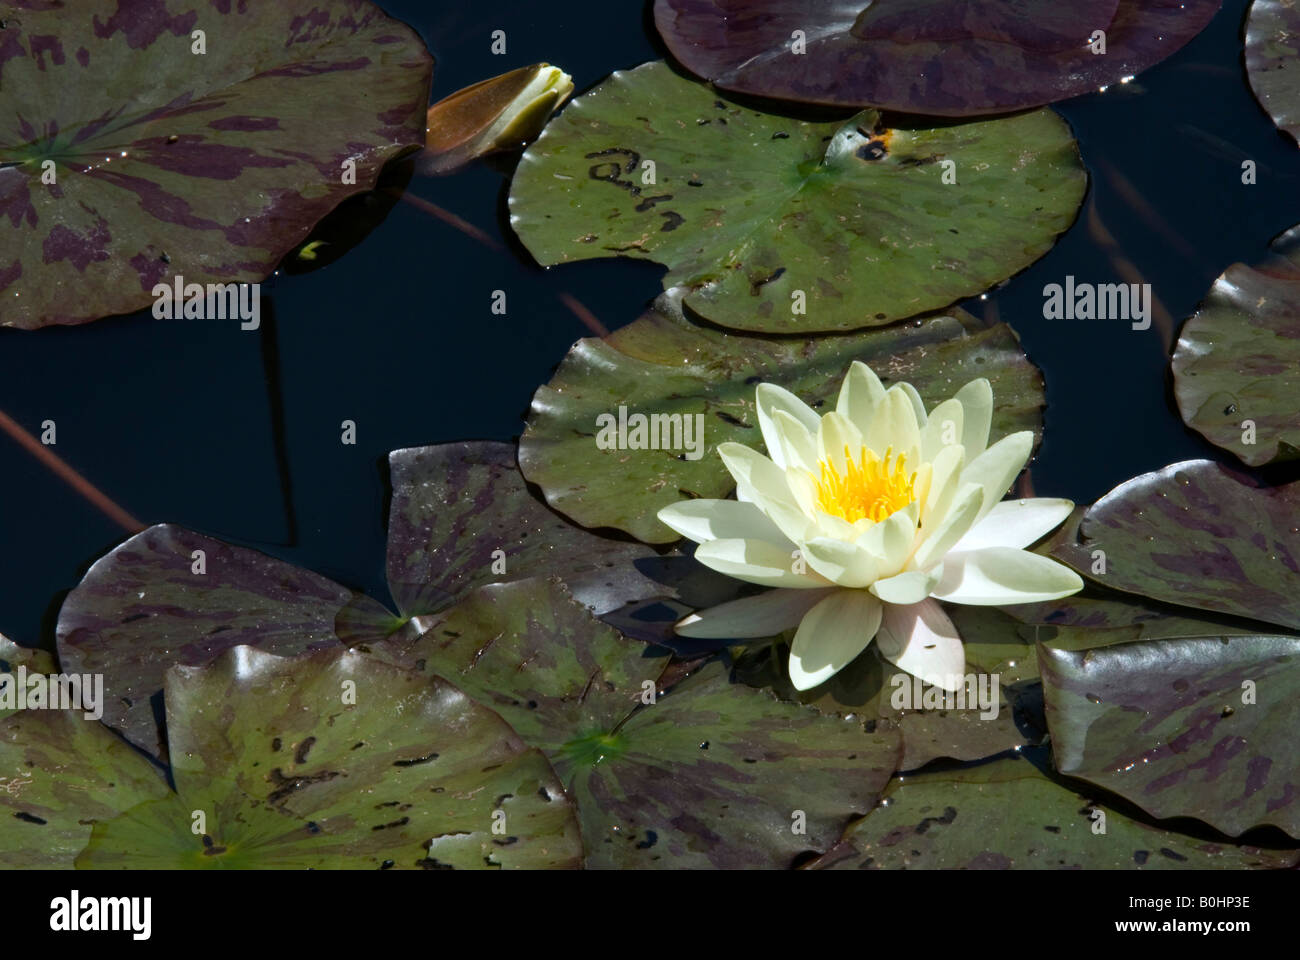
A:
[717,442,812,542]
[657,499,793,548]
[866,388,920,464]
[675,587,837,639]
[788,589,883,691]
[876,598,966,691]
[911,481,984,570]
[836,361,886,437]
[954,378,993,459]
[951,498,1075,552]
[921,443,965,530]
[694,538,833,589]
[854,503,919,578]
[802,537,881,588]
[817,410,863,475]
[931,547,1085,605]
[772,410,818,474]
[869,564,944,605]
[756,383,820,470]
[919,398,964,463]
[890,381,928,427]
[959,431,1033,524]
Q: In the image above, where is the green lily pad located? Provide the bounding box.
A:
[520,294,1045,543]
[1172,226,1300,467]
[386,441,664,617]
[508,61,1085,333]
[56,523,395,761]
[1041,634,1300,839]
[78,645,583,869]
[1003,592,1276,640]
[378,577,902,868]
[0,634,56,721]
[1247,0,1300,143]
[0,705,170,868]
[655,1,1222,116]
[1050,460,1300,632]
[808,753,1300,869]
[0,0,431,329]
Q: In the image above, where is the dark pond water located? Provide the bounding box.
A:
[2,0,1297,648]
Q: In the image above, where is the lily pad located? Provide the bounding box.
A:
[508,61,1085,333]
[378,577,902,868]
[733,606,1037,770]
[78,645,583,869]
[654,0,1221,116]
[1172,225,1300,466]
[1050,460,1300,632]
[0,0,431,329]
[0,634,56,721]
[56,523,395,760]
[1041,634,1300,839]
[520,294,1045,543]
[1247,0,1300,143]
[0,673,169,868]
[386,441,663,617]
[808,752,1300,869]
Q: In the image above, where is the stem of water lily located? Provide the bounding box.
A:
[0,409,142,534]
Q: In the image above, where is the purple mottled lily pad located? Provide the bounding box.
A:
[1247,0,1300,143]
[654,0,1221,115]
[77,645,583,868]
[1172,225,1300,467]
[1041,634,1300,839]
[0,0,431,329]
[808,752,1300,869]
[1050,460,1300,632]
[377,578,901,868]
[386,441,665,618]
[55,523,395,761]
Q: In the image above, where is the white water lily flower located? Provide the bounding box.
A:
[656,362,1083,692]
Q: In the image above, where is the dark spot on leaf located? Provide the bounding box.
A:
[271,738,282,752]
[393,752,438,767]
[13,812,46,825]
[636,830,659,849]
[772,131,789,140]
[380,859,394,870]
[372,816,410,831]
[120,613,149,624]
[1159,847,1188,862]
[295,736,316,764]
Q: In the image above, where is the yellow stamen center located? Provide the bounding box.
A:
[813,445,916,524]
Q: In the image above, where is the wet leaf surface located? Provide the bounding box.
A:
[520,294,1044,543]
[509,61,1085,333]
[655,0,1221,115]
[1041,634,1300,839]
[0,0,431,328]
[1050,461,1300,631]
[78,645,583,868]
[56,524,388,761]
[1172,224,1300,466]
[1247,0,1300,142]
[807,752,1300,869]
[386,441,663,617]
[0,633,168,867]
[378,577,901,868]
